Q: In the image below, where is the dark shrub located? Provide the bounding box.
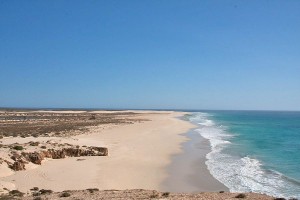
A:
[39,189,53,195]
[162,192,170,197]
[89,115,96,120]
[9,190,24,197]
[87,188,99,193]
[32,192,41,196]
[13,146,23,151]
[60,192,71,197]
[150,192,159,198]
[0,195,13,200]
[235,193,246,198]
[31,187,39,191]
[30,142,39,146]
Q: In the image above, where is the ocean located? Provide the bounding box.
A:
[187,111,300,199]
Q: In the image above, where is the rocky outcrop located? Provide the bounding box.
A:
[8,146,108,171]
[10,160,26,171]
[21,152,45,164]
[46,146,108,159]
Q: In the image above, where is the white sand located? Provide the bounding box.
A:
[0,112,197,192]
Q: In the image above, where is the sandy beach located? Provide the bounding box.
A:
[0,110,277,200]
[0,110,226,193]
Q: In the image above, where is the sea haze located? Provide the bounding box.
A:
[187,111,300,199]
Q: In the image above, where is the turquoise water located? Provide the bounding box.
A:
[188,111,300,198]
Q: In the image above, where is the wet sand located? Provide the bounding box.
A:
[163,127,228,192]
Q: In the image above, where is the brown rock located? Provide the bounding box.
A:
[10,160,26,171]
[7,145,108,171]
[90,147,108,156]
[22,152,45,165]
[47,149,66,159]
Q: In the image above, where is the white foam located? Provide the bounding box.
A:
[190,112,300,199]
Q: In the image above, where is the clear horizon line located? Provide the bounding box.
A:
[0,106,299,112]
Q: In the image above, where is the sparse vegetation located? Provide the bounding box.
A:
[0,111,141,138]
[0,195,13,200]
[60,192,71,197]
[87,188,99,193]
[150,192,159,198]
[235,193,246,198]
[9,189,24,197]
[89,114,96,120]
[13,145,23,151]
[32,192,41,196]
[39,189,53,195]
[162,192,170,197]
[30,142,40,146]
[30,187,39,191]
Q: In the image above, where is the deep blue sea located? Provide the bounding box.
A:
[187,111,300,199]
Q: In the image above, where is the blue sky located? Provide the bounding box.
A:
[0,0,299,110]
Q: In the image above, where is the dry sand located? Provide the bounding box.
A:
[1,111,226,193]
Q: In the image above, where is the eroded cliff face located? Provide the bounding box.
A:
[3,145,108,171]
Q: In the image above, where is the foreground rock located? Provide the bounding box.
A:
[1,189,275,200]
[3,145,108,171]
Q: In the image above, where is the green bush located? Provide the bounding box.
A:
[13,146,23,151]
